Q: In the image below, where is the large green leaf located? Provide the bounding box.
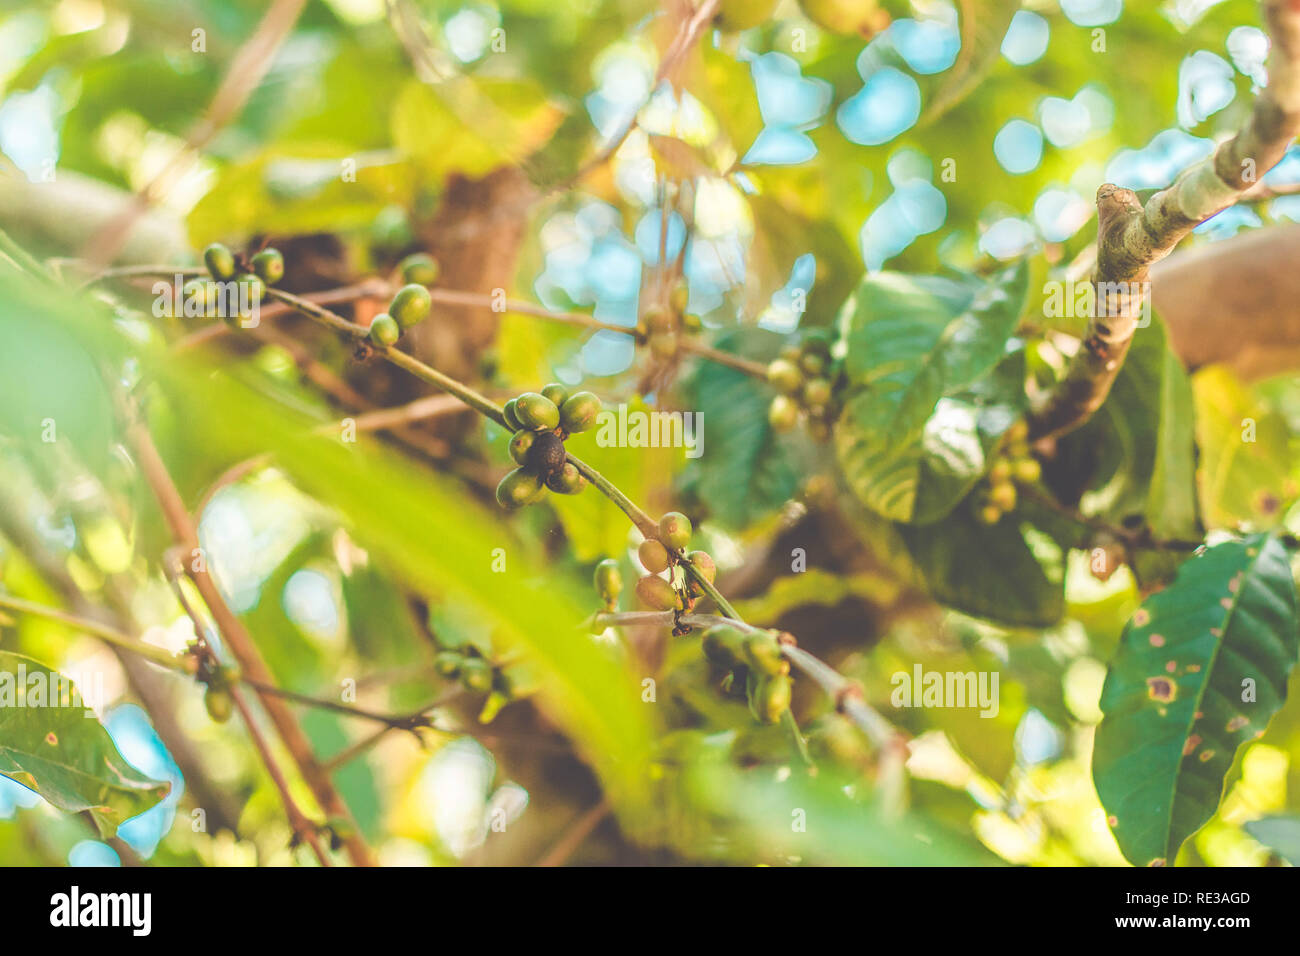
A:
[0,652,170,838]
[835,262,1028,523]
[1093,534,1300,866]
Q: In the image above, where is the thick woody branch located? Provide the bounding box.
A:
[1029,0,1300,441]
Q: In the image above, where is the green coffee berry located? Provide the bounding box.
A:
[1013,457,1041,483]
[502,398,522,431]
[390,283,432,328]
[541,382,570,407]
[638,538,670,574]
[514,392,560,431]
[702,624,747,667]
[686,550,716,588]
[803,377,832,407]
[989,459,1013,484]
[496,468,545,510]
[399,253,440,286]
[744,631,786,676]
[799,351,827,376]
[749,673,792,724]
[508,429,536,466]
[559,391,602,433]
[251,248,284,285]
[766,358,804,396]
[236,273,265,304]
[547,461,585,494]
[369,313,400,347]
[460,658,493,692]
[594,559,623,604]
[204,686,233,723]
[989,481,1017,512]
[769,396,799,431]
[636,574,680,611]
[658,512,692,552]
[434,650,463,678]
[203,243,236,281]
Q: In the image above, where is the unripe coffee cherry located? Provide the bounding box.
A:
[236,273,265,304]
[251,248,284,285]
[496,468,545,510]
[989,459,1012,484]
[546,461,585,494]
[508,429,536,466]
[800,351,827,376]
[803,377,832,407]
[390,283,432,328]
[989,481,1017,512]
[369,313,400,347]
[749,673,792,724]
[638,538,670,573]
[204,686,233,723]
[766,359,803,396]
[769,396,799,431]
[460,657,493,692]
[399,253,440,285]
[559,391,602,433]
[434,650,463,678]
[1013,458,1041,483]
[636,574,680,611]
[502,399,523,431]
[658,512,692,551]
[594,559,623,604]
[204,243,236,280]
[744,631,786,676]
[541,382,569,407]
[514,392,560,431]
[686,550,716,587]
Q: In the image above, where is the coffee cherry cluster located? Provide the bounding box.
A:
[701,624,793,724]
[633,512,716,621]
[636,280,701,361]
[186,640,240,724]
[495,384,602,510]
[974,420,1041,525]
[368,281,432,347]
[183,242,286,323]
[433,644,525,723]
[765,331,838,442]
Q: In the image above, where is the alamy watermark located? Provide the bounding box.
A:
[0,663,104,717]
[1042,279,1152,328]
[593,404,703,459]
[152,274,261,327]
[891,665,999,718]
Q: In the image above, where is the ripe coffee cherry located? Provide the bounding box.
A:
[390,283,432,328]
[547,462,585,494]
[744,631,786,676]
[204,686,233,723]
[749,673,792,724]
[508,429,536,466]
[989,459,1012,484]
[636,574,680,611]
[1013,457,1041,483]
[658,512,692,552]
[502,399,523,431]
[803,377,832,407]
[769,396,799,431]
[251,248,284,285]
[977,503,1003,525]
[204,243,236,281]
[514,392,560,431]
[989,481,1017,512]
[369,313,400,347]
[560,391,601,433]
[528,430,567,476]
[702,624,746,666]
[434,651,463,677]
[766,358,803,396]
[686,550,716,588]
[638,538,670,574]
[460,658,493,692]
[496,468,545,510]
[594,559,623,604]
[541,382,570,407]
[399,253,440,285]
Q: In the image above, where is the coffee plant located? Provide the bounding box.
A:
[0,0,1298,871]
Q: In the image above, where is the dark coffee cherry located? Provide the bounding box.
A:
[390,283,432,328]
[399,253,440,285]
[251,248,284,285]
[204,243,236,281]
[514,392,560,431]
[559,391,601,433]
[527,430,567,477]
[369,313,400,347]
[546,462,585,494]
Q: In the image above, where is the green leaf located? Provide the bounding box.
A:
[835,262,1028,523]
[1093,534,1300,866]
[0,652,170,838]
[1244,814,1300,865]
[920,0,1023,126]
